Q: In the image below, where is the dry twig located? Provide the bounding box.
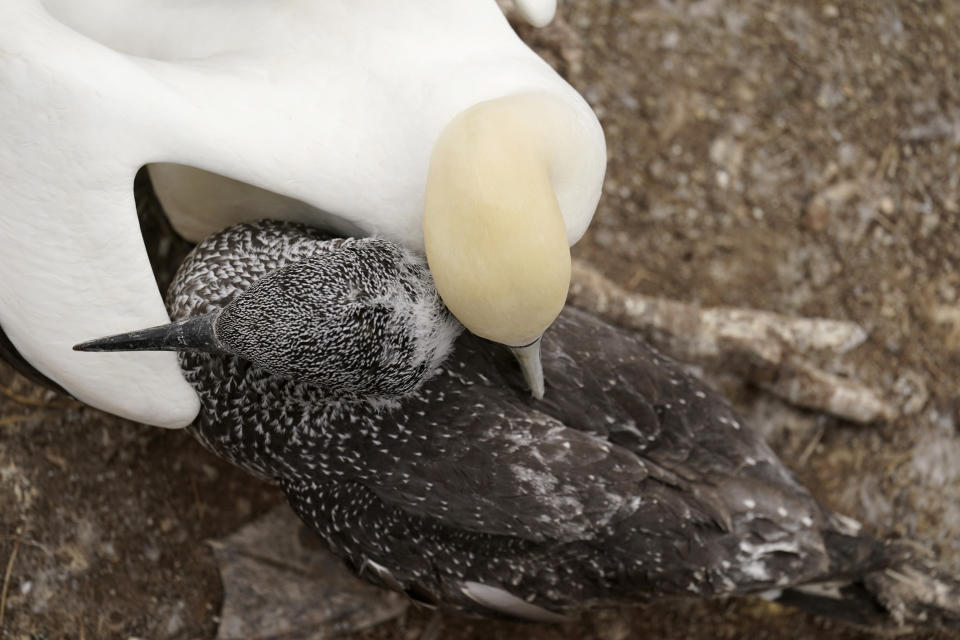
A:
[569,260,897,423]
[0,536,21,629]
[0,381,80,410]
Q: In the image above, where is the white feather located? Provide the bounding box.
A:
[460,581,570,622]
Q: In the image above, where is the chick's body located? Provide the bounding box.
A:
[168,222,870,619]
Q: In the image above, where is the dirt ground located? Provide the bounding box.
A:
[2,0,959,638]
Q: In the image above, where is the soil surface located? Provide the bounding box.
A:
[2,1,959,638]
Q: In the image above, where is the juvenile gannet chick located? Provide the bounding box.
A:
[75,222,960,629]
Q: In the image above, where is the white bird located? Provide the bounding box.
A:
[0,0,606,427]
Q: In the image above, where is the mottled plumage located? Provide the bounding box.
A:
[164,225,810,608]
[135,221,956,627]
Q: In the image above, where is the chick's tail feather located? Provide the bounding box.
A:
[780,533,960,631]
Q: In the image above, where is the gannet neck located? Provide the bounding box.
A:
[424,92,583,347]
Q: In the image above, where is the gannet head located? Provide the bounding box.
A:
[1,0,599,426]
[76,236,461,403]
[423,93,587,399]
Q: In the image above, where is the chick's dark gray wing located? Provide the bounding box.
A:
[343,305,762,546]
[463,308,797,487]
[351,386,649,543]
[428,308,830,537]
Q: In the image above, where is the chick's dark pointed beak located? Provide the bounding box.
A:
[73,312,226,354]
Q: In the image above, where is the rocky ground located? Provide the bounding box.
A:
[1,0,959,638]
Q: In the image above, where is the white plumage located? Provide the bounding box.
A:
[0,0,605,427]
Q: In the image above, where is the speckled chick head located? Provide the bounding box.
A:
[214,238,461,401]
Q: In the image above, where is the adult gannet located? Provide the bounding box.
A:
[0,0,604,427]
[76,221,960,628]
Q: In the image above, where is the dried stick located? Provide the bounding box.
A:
[569,260,897,423]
